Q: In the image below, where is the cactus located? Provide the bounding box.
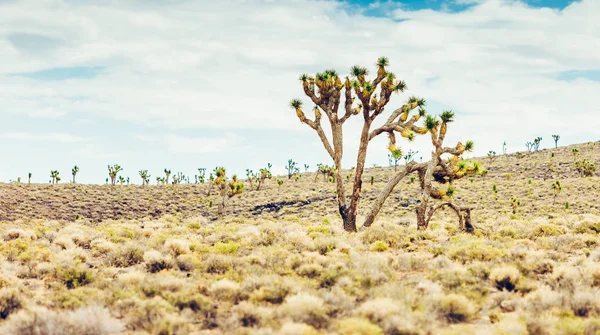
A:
[71,166,79,184]
[552,134,560,148]
[108,165,123,185]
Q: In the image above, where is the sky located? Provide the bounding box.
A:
[0,0,598,184]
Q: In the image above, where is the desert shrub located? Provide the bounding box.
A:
[447,241,503,264]
[530,224,564,238]
[360,223,408,249]
[337,318,383,335]
[549,266,581,293]
[296,263,324,278]
[3,229,33,241]
[370,241,389,252]
[590,264,600,287]
[313,236,337,255]
[489,266,521,291]
[247,277,293,304]
[164,239,190,257]
[570,291,600,317]
[55,263,94,289]
[0,289,22,319]
[119,296,178,332]
[278,293,329,328]
[143,250,173,273]
[278,322,319,335]
[574,221,600,234]
[209,279,241,302]
[212,241,239,255]
[110,245,144,267]
[175,254,198,272]
[435,294,475,323]
[0,305,123,335]
[203,254,233,274]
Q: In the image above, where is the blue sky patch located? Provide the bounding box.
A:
[8,66,105,81]
[554,70,600,82]
[342,0,579,17]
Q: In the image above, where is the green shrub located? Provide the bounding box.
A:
[212,242,239,255]
[531,224,564,238]
[447,241,503,264]
[370,241,389,252]
[55,264,94,289]
[337,318,383,335]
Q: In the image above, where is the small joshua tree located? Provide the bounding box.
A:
[28,172,32,185]
[164,169,171,184]
[71,165,79,183]
[286,159,300,179]
[213,167,244,216]
[246,169,254,190]
[551,180,562,203]
[256,167,272,191]
[198,168,206,183]
[526,142,533,152]
[157,176,165,185]
[502,141,507,155]
[50,170,60,185]
[304,164,309,172]
[118,176,125,185]
[487,150,497,162]
[172,172,186,185]
[390,146,402,171]
[409,111,478,231]
[552,134,560,148]
[139,170,150,186]
[403,149,418,165]
[108,165,123,185]
[533,137,542,151]
[510,197,521,215]
[206,173,215,196]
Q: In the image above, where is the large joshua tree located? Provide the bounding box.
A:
[291,57,475,232]
[290,57,433,231]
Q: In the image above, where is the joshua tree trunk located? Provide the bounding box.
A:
[248,177,254,190]
[72,175,76,183]
[362,162,422,229]
[218,193,230,217]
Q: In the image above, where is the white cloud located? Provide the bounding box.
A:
[0,132,87,143]
[0,0,598,166]
[135,132,245,154]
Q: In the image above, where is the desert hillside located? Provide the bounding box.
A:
[0,141,599,335]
